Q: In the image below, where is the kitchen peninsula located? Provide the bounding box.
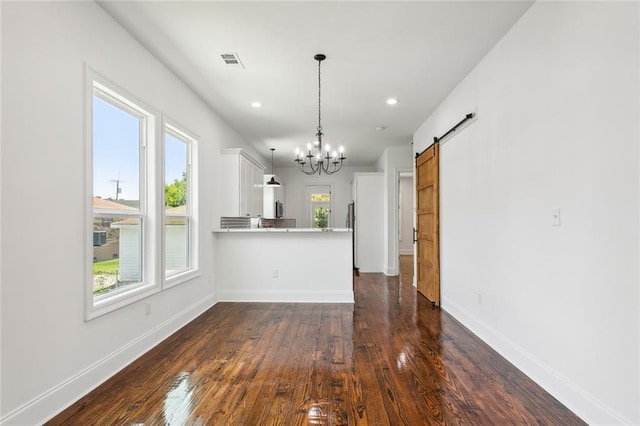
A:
[212,228,353,303]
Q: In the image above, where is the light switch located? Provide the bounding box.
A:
[552,208,561,226]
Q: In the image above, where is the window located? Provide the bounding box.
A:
[304,185,332,228]
[88,73,199,319]
[91,80,156,319]
[311,193,330,228]
[164,123,197,283]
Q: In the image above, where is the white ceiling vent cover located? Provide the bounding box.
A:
[220,53,245,69]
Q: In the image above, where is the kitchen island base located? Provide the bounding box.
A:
[213,229,353,303]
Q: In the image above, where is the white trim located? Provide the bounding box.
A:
[398,189,403,241]
[93,208,141,216]
[442,299,632,426]
[390,167,412,276]
[164,269,201,290]
[0,296,216,426]
[161,116,200,288]
[87,285,160,322]
[397,170,414,274]
[303,183,334,228]
[383,266,398,276]
[84,64,94,321]
[86,67,161,320]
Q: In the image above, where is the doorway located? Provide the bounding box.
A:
[303,184,333,228]
[398,172,414,284]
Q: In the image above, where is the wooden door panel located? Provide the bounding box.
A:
[418,214,435,234]
[416,143,440,306]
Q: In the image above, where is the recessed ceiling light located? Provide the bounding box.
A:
[376,126,386,131]
[386,98,398,105]
[251,101,262,108]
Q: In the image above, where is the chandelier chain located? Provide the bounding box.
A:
[317,58,322,133]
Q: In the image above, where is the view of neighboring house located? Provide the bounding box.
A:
[110,204,189,280]
[92,197,137,262]
[108,216,141,283]
[93,197,189,286]
[164,204,189,274]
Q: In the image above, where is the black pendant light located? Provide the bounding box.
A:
[266,148,281,186]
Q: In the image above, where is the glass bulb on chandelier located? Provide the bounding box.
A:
[294,54,346,175]
[294,141,346,176]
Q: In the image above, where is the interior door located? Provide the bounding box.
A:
[416,143,440,306]
[304,185,332,228]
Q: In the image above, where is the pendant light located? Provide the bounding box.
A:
[294,53,346,175]
[266,148,281,187]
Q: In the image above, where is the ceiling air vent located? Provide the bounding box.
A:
[220,53,245,69]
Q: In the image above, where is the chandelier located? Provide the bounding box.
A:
[294,54,346,175]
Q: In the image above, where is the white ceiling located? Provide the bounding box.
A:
[98,1,533,167]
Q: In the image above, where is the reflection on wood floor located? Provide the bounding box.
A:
[399,254,413,286]
[48,262,584,425]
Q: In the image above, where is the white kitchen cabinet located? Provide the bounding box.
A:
[220,148,265,217]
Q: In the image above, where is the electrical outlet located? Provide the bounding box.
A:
[145,302,151,316]
[478,294,483,306]
[272,269,279,279]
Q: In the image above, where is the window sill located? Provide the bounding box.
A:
[86,284,161,321]
[164,269,201,290]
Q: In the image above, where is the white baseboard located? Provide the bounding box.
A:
[384,266,398,276]
[358,269,384,274]
[1,295,216,426]
[217,291,354,304]
[442,299,632,426]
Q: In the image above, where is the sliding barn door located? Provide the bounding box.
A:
[416,143,440,306]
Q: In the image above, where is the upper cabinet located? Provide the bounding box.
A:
[220,148,265,217]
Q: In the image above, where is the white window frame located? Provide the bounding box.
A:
[162,119,199,288]
[86,70,161,320]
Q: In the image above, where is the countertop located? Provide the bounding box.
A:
[213,228,351,233]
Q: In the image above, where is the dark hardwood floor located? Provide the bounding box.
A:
[48,256,584,425]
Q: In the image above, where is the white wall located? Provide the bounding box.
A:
[414,2,639,424]
[375,146,413,275]
[275,165,375,228]
[214,231,353,303]
[375,149,386,173]
[399,176,413,255]
[0,2,256,423]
